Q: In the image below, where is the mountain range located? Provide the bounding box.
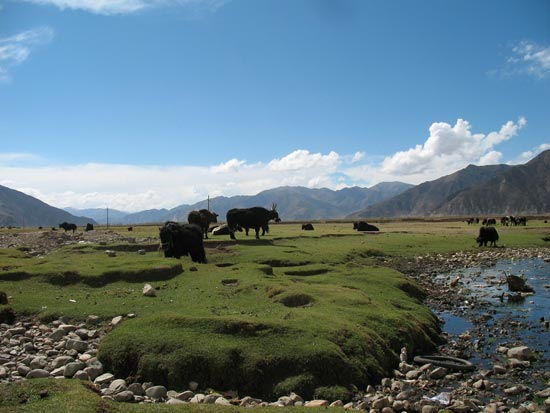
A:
[1,150,549,227]
[0,185,95,227]
[64,182,413,225]
[348,149,550,218]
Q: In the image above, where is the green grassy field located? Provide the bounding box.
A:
[1,220,549,411]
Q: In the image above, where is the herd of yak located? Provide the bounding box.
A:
[50,209,537,264]
[160,205,379,263]
[467,215,531,248]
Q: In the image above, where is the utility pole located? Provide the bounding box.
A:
[106,207,109,229]
[207,195,210,211]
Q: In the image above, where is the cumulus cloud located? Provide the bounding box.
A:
[17,0,230,15]
[0,26,54,82]
[0,118,536,212]
[211,158,247,174]
[0,150,345,212]
[268,150,339,172]
[478,151,502,166]
[380,117,526,176]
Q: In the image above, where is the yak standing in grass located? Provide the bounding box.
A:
[188,209,219,239]
[476,226,499,247]
[243,223,269,237]
[159,222,206,263]
[302,223,314,230]
[226,204,280,240]
[59,222,77,233]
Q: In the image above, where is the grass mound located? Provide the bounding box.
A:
[98,313,397,400]
[97,255,441,400]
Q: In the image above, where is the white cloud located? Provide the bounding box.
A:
[268,150,339,172]
[17,0,230,15]
[478,151,502,166]
[0,118,536,212]
[0,153,42,163]
[211,158,246,174]
[351,151,364,163]
[0,26,54,82]
[511,143,550,164]
[380,117,525,176]
[0,151,343,212]
[499,41,550,79]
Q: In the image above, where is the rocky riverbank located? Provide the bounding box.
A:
[1,247,550,412]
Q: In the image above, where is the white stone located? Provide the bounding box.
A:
[109,379,128,393]
[305,400,329,407]
[50,367,66,377]
[190,394,205,403]
[175,390,194,401]
[111,316,123,326]
[94,372,114,385]
[64,361,86,377]
[30,356,48,370]
[127,383,144,396]
[26,369,51,379]
[204,394,221,404]
[114,391,134,402]
[215,397,231,406]
[142,284,156,297]
[429,367,448,379]
[65,339,88,353]
[145,385,167,400]
[73,370,90,381]
[52,355,74,369]
[507,346,533,360]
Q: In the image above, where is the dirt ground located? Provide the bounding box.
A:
[0,229,158,257]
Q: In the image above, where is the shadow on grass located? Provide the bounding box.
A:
[1,264,184,287]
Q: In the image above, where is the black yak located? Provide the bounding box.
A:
[59,222,77,233]
[159,222,206,263]
[188,209,219,239]
[476,226,499,247]
[353,221,379,231]
[226,204,280,240]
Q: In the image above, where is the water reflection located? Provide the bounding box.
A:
[436,258,550,371]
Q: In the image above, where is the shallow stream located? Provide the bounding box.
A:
[436,257,550,378]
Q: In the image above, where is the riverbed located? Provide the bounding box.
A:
[436,257,550,394]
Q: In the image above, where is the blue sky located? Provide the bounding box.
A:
[1,0,549,212]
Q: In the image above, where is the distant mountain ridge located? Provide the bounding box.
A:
[4,151,549,227]
[65,182,413,224]
[348,150,550,218]
[0,185,96,227]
